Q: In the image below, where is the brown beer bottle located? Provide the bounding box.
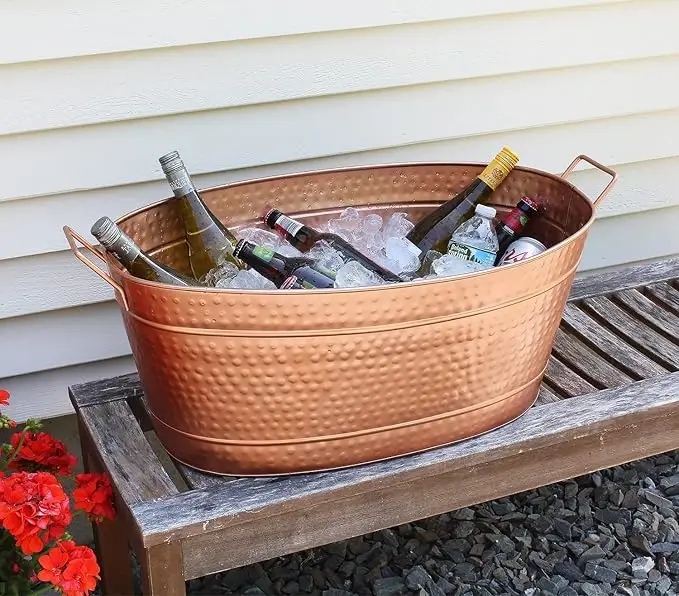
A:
[406,146,520,254]
[234,239,336,289]
[159,151,243,279]
[91,217,198,286]
[264,209,402,282]
[494,196,540,264]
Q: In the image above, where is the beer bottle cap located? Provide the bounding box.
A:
[520,196,540,213]
[264,209,282,228]
[281,275,300,289]
[233,238,247,258]
[475,204,497,219]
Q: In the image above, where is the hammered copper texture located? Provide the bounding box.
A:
[96,163,601,475]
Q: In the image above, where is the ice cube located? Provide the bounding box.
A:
[308,240,346,273]
[419,250,443,276]
[223,269,276,290]
[339,207,361,223]
[327,207,362,236]
[382,212,415,240]
[334,261,390,289]
[237,227,281,250]
[275,242,303,257]
[201,262,239,287]
[385,236,422,274]
[431,254,488,278]
[362,214,383,235]
[326,219,354,241]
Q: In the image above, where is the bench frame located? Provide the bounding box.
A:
[69,256,679,596]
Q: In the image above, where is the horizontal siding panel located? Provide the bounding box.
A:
[4,0,678,135]
[567,156,679,218]
[2,304,130,378]
[3,109,679,261]
[0,251,114,320]
[2,54,679,203]
[580,204,679,271]
[0,0,632,65]
[1,356,136,423]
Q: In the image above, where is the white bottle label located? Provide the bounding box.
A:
[447,241,496,266]
[275,214,304,237]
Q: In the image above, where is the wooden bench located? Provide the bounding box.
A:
[69,256,679,596]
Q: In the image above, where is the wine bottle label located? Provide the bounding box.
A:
[166,168,194,197]
[274,214,304,237]
[252,245,275,262]
[109,235,142,266]
[447,241,496,266]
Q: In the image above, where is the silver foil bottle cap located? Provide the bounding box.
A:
[158,150,185,175]
[90,216,122,248]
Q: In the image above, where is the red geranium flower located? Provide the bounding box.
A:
[73,473,116,523]
[0,471,71,555]
[0,389,10,406]
[8,431,77,476]
[38,540,101,596]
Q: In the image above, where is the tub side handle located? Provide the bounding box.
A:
[560,154,618,209]
[63,225,129,311]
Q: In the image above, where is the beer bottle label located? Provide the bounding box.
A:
[275,214,304,237]
[447,241,496,266]
[502,209,529,233]
[252,245,275,263]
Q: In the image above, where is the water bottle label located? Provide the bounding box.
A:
[275,214,304,237]
[447,241,496,265]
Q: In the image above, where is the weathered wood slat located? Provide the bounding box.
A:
[535,385,562,406]
[79,431,136,596]
[139,543,186,596]
[646,282,679,315]
[79,400,181,505]
[70,372,144,408]
[551,328,633,389]
[130,372,679,558]
[569,257,679,301]
[561,304,669,379]
[613,289,679,340]
[582,296,679,370]
[544,355,597,398]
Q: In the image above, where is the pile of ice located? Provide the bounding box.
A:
[202,208,487,290]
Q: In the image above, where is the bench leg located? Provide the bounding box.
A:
[79,428,136,596]
[139,543,186,596]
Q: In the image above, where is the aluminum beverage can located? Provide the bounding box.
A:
[496,237,546,266]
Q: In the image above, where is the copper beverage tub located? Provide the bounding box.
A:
[64,155,617,476]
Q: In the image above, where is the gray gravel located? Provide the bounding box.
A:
[133,451,679,595]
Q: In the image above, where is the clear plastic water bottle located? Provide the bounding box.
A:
[446,204,499,268]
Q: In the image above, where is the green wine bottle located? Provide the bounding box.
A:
[159,150,243,279]
[91,217,198,286]
[406,146,520,254]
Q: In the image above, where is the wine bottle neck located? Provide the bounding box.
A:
[476,147,519,190]
[103,230,143,269]
[165,165,196,199]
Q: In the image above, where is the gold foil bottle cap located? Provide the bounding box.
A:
[478,146,520,190]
